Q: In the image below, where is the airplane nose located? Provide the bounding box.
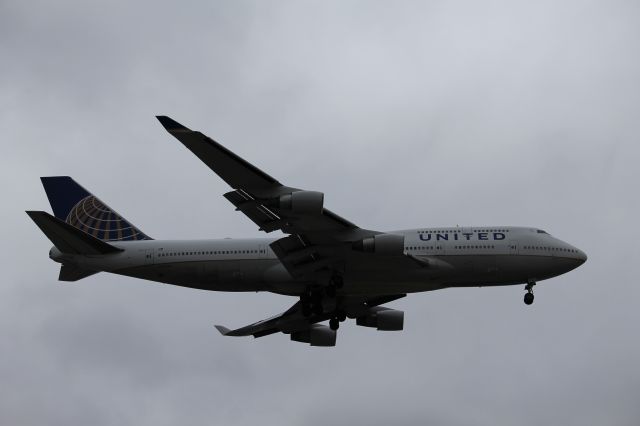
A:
[577,249,587,264]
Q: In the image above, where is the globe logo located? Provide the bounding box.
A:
[65,195,149,241]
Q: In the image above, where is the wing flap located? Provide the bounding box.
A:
[223,190,283,232]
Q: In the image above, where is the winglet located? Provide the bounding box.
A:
[214,325,232,336]
[156,116,189,132]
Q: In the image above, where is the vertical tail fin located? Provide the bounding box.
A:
[40,176,152,241]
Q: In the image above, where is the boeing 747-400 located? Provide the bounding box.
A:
[27,116,587,346]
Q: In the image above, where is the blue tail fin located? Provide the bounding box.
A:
[40,176,152,241]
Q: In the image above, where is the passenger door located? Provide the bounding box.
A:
[144,248,155,265]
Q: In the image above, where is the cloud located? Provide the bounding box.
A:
[1,1,639,425]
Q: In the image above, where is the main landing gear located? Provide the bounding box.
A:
[325,274,344,298]
[524,281,536,305]
[300,274,347,330]
[300,293,321,317]
[301,274,345,316]
[329,318,339,330]
[301,295,346,330]
[329,311,347,330]
[300,290,333,318]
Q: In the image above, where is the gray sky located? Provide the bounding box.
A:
[2,1,639,425]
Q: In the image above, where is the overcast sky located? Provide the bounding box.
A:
[2,1,639,425]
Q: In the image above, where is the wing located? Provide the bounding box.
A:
[215,300,337,346]
[214,295,406,346]
[215,301,324,337]
[157,116,379,281]
[156,116,365,237]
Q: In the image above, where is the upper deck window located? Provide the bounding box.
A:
[537,230,548,234]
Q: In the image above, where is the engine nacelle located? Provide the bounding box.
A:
[277,191,324,215]
[290,324,336,346]
[352,233,405,255]
[356,307,404,331]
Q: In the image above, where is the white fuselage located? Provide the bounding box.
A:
[49,226,586,296]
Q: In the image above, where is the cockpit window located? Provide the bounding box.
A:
[536,230,548,234]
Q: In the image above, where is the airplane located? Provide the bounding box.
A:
[27,116,587,347]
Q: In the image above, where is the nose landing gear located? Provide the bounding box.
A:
[524,292,534,305]
[524,281,535,305]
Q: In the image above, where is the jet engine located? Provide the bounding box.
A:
[352,233,405,255]
[356,307,404,331]
[290,324,336,346]
[273,191,324,215]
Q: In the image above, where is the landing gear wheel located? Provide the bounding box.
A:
[524,292,534,305]
[524,281,536,306]
[337,311,347,322]
[329,318,339,330]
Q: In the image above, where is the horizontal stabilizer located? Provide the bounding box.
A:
[26,211,123,255]
[59,265,99,281]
